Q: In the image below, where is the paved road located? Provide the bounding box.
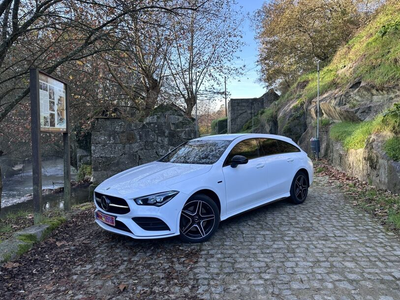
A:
[3,175,400,299]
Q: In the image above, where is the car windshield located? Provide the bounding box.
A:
[159,140,232,164]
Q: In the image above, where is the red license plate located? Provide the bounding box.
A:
[96,211,116,226]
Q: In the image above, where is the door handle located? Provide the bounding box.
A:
[256,163,264,169]
[287,158,294,162]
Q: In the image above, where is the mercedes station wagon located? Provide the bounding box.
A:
[94,134,313,243]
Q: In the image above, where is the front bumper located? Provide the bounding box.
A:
[93,192,188,239]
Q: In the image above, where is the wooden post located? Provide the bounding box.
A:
[0,166,3,213]
[63,83,71,211]
[30,69,43,224]
[63,132,71,211]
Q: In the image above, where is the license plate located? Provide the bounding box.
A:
[96,211,116,226]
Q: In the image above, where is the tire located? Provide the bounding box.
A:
[179,194,220,243]
[289,171,309,204]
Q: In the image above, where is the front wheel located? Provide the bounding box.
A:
[179,194,220,243]
[290,171,309,204]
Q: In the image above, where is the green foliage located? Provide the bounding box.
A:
[256,0,363,90]
[17,243,33,256]
[276,1,400,104]
[78,164,92,182]
[388,212,400,228]
[211,117,227,135]
[314,117,331,128]
[4,210,30,220]
[384,137,400,161]
[18,233,38,244]
[16,234,38,257]
[330,121,376,150]
[241,116,261,133]
[43,216,66,232]
[0,225,12,234]
[240,107,279,133]
[377,20,400,37]
[382,103,400,134]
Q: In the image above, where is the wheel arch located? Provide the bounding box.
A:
[296,168,310,187]
[190,189,221,216]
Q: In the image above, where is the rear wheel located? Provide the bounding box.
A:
[179,194,219,243]
[290,171,309,204]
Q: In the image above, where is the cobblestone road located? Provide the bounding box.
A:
[8,175,400,299]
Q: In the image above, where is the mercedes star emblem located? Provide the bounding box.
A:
[101,196,110,211]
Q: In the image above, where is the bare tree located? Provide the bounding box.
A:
[166,0,244,116]
[0,0,201,123]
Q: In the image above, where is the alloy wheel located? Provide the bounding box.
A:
[180,198,218,242]
[295,174,308,202]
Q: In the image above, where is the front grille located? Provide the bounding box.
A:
[95,192,130,214]
[133,217,170,231]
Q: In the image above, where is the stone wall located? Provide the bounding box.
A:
[227,89,279,133]
[328,133,400,193]
[91,105,196,184]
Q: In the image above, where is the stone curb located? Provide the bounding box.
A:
[0,224,50,263]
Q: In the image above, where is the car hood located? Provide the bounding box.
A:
[95,161,212,197]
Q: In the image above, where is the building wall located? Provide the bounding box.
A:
[227,90,280,133]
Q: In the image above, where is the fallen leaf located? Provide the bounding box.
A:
[56,241,67,247]
[4,262,20,269]
[118,284,127,292]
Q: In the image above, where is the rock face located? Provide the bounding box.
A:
[228,89,279,133]
[91,105,196,184]
[318,83,400,122]
[226,80,400,193]
[329,133,400,193]
[295,83,400,193]
[278,100,307,143]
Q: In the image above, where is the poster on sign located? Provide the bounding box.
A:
[38,72,67,132]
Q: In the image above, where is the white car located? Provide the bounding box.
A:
[94,134,313,243]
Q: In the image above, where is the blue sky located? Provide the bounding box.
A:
[227,0,267,99]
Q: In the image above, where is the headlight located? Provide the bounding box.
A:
[134,191,179,207]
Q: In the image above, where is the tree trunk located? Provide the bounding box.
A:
[142,77,160,118]
[185,95,196,117]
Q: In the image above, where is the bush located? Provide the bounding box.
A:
[382,103,400,134]
[77,164,92,181]
[211,117,227,134]
[384,137,400,161]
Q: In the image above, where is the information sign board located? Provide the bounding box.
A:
[38,72,67,132]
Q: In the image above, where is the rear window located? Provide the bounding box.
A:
[259,138,300,156]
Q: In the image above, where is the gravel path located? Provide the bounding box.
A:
[1,174,400,300]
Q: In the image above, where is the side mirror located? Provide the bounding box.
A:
[230,155,248,168]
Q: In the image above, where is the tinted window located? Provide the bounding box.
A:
[159,140,231,164]
[225,139,260,164]
[276,140,300,153]
[259,139,280,156]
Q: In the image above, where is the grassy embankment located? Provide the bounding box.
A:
[240,2,400,158]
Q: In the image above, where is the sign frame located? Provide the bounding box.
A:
[30,69,71,223]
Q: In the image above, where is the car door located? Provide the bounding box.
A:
[259,138,300,200]
[222,138,268,216]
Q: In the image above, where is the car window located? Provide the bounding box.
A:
[259,139,280,156]
[276,140,301,153]
[159,140,231,164]
[225,139,260,165]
